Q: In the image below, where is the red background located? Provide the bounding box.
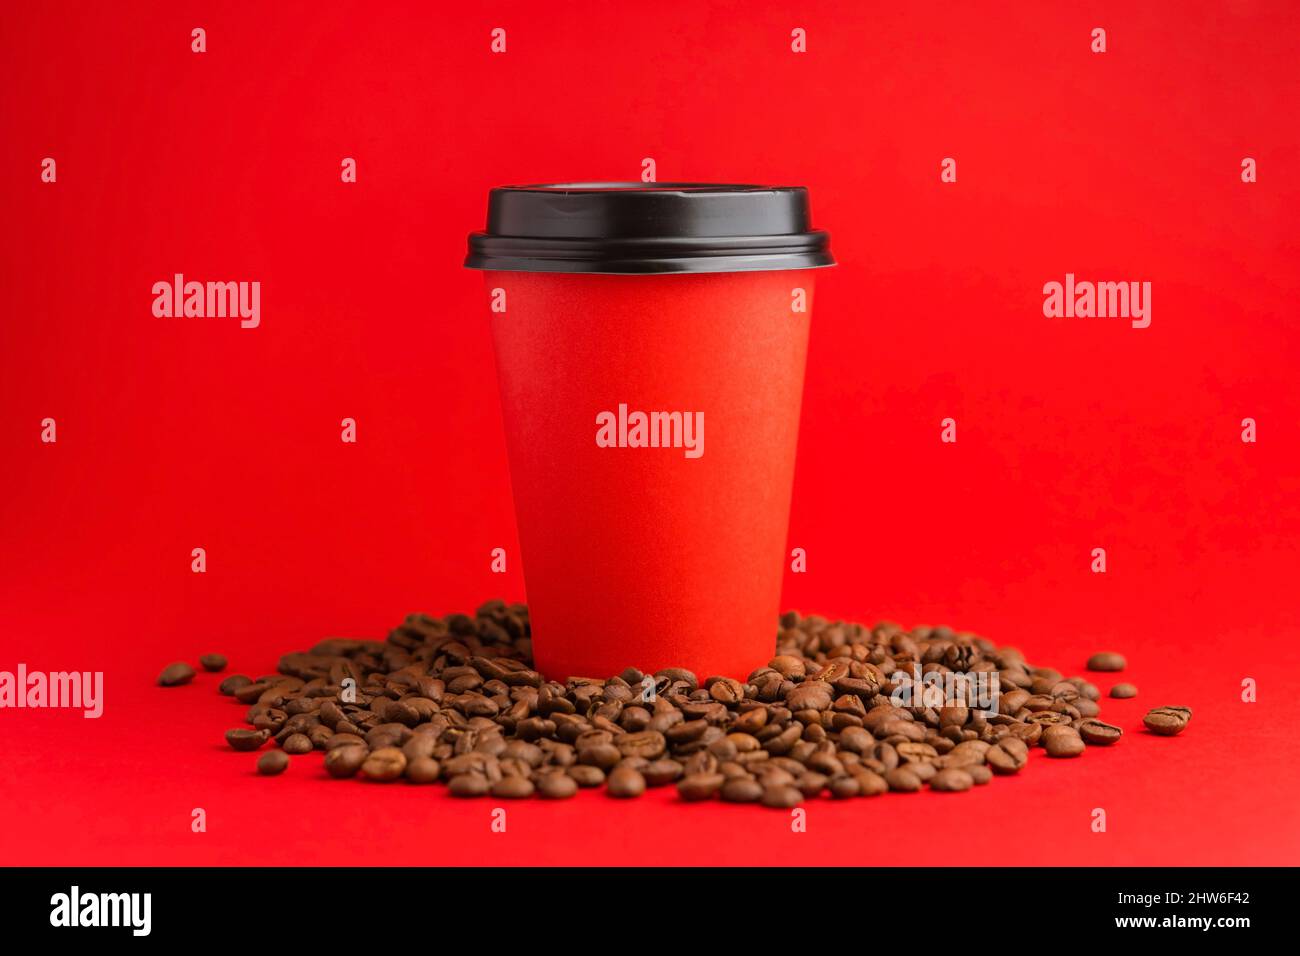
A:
[2,1,1298,866]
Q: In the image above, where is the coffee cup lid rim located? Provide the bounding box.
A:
[466,182,834,275]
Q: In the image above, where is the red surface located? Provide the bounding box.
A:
[489,271,812,681]
[2,1,1298,866]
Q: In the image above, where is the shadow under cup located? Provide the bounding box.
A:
[466,184,834,682]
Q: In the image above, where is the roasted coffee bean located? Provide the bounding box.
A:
[1110,683,1138,699]
[365,727,406,751]
[405,756,441,784]
[449,773,490,797]
[501,740,544,767]
[226,728,270,751]
[786,681,833,711]
[815,659,851,683]
[757,765,794,787]
[1007,721,1042,746]
[218,674,253,696]
[282,733,313,755]
[884,767,923,792]
[837,726,873,755]
[498,756,531,777]
[1026,711,1073,727]
[619,705,652,731]
[909,761,938,783]
[233,681,271,704]
[795,772,828,798]
[1042,725,1086,757]
[490,775,535,798]
[986,742,1026,774]
[537,772,579,799]
[257,750,289,775]
[1077,718,1123,746]
[708,677,746,704]
[666,720,708,744]
[951,739,990,760]
[200,654,228,672]
[868,741,900,771]
[324,744,367,778]
[158,662,196,687]
[606,767,647,798]
[616,753,652,773]
[854,771,889,796]
[881,719,927,742]
[402,735,437,762]
[930,768,974,792]
[707,737,740,762]
[999,689,1030,714]
[768,655,805,679]
[615,730,666,760]
[677,773,725,801]
[896,742,938,763]
[1000,736,1029,758]
[442,753,492,778]
[1050,682,1081,704]
[360,747,407,782]
[721,778,764,802]
[567,765,606,787]
[656,668,698,690]
[1086,652,1126,672]
[942,750,982,769]
[828,776,860,799]
[642,759,684,787]
[760,784,802,808]
[1074,697,1101,718]
[252,709,287,734]
[938,706,969,728]
[575,729,614,750]
[577,743,621,770]
[1143,706,1191,736]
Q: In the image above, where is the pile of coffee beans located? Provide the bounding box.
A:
[186,603,1174,805]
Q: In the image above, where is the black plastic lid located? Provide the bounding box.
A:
[465,183,834,274]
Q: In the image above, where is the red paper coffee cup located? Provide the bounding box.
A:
[466,184,833,681]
